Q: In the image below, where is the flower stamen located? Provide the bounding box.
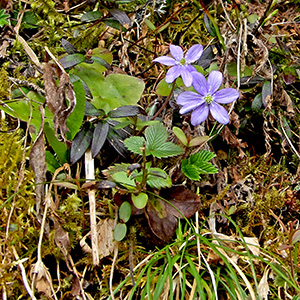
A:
[204,94,214,104]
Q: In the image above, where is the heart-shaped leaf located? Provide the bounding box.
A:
[132,193,148,209]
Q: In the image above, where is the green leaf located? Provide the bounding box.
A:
[70,124,93,164]
[0,9,9,27]
[44,122,68,164]
[132,193,148,209]
[156,78,173,96]
[1,91,52,139]
[181,150,218,180]
[73,63,145,113]
[66,80,86,140]
[145,123,182,158]
[146,168,172,189]
[124,136,145,155]
[111,171,136,190]
[108,105,141,118]
[251,93,263,112]
[227,61,253,78]
[91,122,109,158]
[114,223,127,241]
[81,11,102,22]
[181,162,200,181]
[173,126,188,146]
[59,53,86,69]
[45,151,61,173]
[119,201,131,223]
[149,142,183,158]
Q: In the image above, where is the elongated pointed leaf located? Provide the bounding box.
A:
[91,122,109,158]
[59,53,86,69]
[70,124,93,164]
[173,126,188,146]
[108,105,141,118]
[107,129,129,157]
[61,38,77,54]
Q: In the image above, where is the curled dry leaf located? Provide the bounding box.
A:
[80,218,116,259]
[42,63,76,142]
[29,106,46,222]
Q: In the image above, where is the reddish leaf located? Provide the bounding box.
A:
[145,196,178,242]
[160,186,201,219]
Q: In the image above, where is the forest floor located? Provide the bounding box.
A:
[0,0,300,299]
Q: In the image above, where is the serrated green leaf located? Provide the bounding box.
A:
[145,123,168,150]
[119,201,131,223]
[146,168,172,189]
[190,150,216,164]
[194,161,218,174]
[114,223,127,241]
[148,142,183,158]
[124,136,145,155]
[181,164,200,181]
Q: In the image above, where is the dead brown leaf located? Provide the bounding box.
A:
[42,62,76,142]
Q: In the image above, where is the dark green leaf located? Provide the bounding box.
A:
[204,13,216,37]
[108,105,141,118]
[91,122,109,158]
[90,56,111,70]
[107,129,129,157]
[109,9,131,27]
[252,93,263,112]
[190,150,216,164]
[61,38,77,54]
[80,11,103,22]
[70,124,93,164]
[114,223,127,241]
[119,201,131,223]
[145,123,168,150]
[59,53,86,69]
[85,101,105,117]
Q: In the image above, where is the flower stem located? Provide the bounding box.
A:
[151,81,176,121]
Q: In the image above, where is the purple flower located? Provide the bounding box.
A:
[176,71,239,125]
[153,44,203,87]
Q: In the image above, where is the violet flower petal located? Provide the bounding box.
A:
[214,88,239,104]
[181,67,193,87]
[192,72,208,96]
[185,44,203,63]
[185,64,197,73]
[207,70,223,94]
[169,45,184,61]
[177,91,204,105]
[153,56,176,66]
[190,104,209,126]
[210,102,230,124]
[165,65,181,83]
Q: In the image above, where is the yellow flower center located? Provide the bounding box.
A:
[180,58,186,65]
[204,94,213,104]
